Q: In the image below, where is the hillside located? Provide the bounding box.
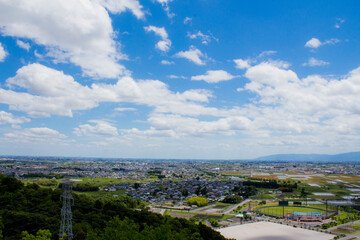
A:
[0,174,226,240]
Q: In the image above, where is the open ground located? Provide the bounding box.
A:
[218,221,334,240]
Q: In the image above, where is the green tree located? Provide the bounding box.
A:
[209,218,220,227]
[187,196,209,207]
[21,229,51,240]
[0,216,3,239]
[180,188,189,197]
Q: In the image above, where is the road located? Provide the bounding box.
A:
[223,199,251,215]
[328,220,360,239]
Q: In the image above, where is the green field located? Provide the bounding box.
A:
[252,193,274,199]
[257,206,328,217]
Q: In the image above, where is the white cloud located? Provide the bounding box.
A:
[187,31,218,45]
[5,61,360,151]
[303,57,329,67]
[16,40,30,51]
[4,127,66,143]
[161,60,174,65]
[244,62,360,131]
[0,63,219,118]
[156,0,174,18]
[0,42,7,62]
[257,50,277,58]
[115,107,136,112]
[324,38,340,45]
[175,46,207,65]
[305,38,322,48]
[184,17,192,24]
[167,75,186,79]
[234,58,251,69]
[305,37,340,49]
[191,70,236,83]
[74,120,118,136]
[0,111,30,125]
[144,25,172,52]
[266,59,291,69]
[121,127,177,138]
[0,0,128,78]
[128,113,253,138]
[335,18,345,29]
[97,0,144,19]
[234,51,289,70]
[1,63,96,117]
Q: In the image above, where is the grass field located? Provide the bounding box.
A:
[257,206,328,217]
[252,193,274,199]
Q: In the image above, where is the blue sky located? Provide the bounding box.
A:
[0,0,359,159]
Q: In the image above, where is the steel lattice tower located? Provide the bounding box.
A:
[59,179,74,240]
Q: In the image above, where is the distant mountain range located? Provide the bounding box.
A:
[256,151,360,161]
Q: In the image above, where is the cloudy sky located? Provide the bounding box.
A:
[0,0,359,159]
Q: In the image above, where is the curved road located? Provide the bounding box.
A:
[223,199,251,215]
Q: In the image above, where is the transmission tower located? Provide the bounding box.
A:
[59,179,74,240]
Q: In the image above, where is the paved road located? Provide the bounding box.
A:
[223,199,251,215]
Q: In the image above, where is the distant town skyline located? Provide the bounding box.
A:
[0,0,359,159]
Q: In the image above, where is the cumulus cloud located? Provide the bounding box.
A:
[16,40,30,51]
[0,0,128,78]
[3,62,360,146]
[161,60,174,65]
[115,107,137,112]
[144,26,172,52]
[74,120,118,136]
[4,127,66,143]
[184,17,192,24]
[243,62,360,135]
[1,63,96,117]
[305,38,322,48]
[305,37,340,49]
[0,42,7,61]
[191,70,236,83]
[303,57,329,67]
[187,31,218,45]
[234,58,251,69]
[175,46,207,65]
[0,111,30,125]
[123,113,252,138]
[97,0,144,19]
[234,51,283,70]
[0,63,220,118]
[156,0,174,18]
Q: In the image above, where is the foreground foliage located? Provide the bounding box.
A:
[0,174,225,240]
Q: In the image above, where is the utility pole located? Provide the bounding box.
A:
[325,200,328,218]
[59,179,74,240]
